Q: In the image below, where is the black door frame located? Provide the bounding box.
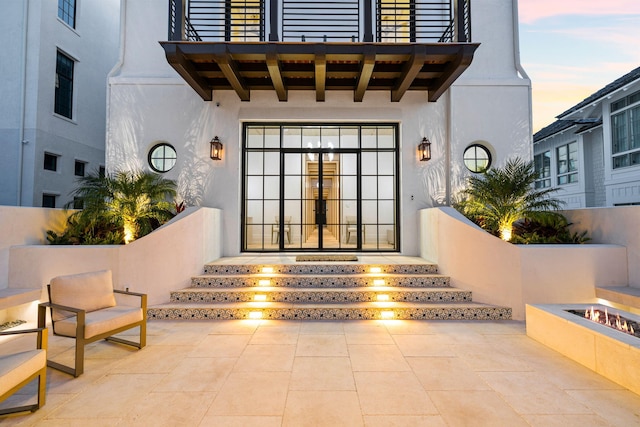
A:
[241,122,400,253]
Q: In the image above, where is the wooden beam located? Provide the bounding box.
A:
[266,46,287,101]
[354,46,376,102]
[163,44,212,101]
[391,45,427,102]
[315,45,326,102]
[427,45,476,102]
[212,45,250,101]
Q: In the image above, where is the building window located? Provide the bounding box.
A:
[73,197,84,209]
[463,144,492,173]
[44,153,58,171]
[534,151,551,189]
[58,0,76,28]
[55,51,74,119]
[557,142,578,185]
[74,160,86,176]
[43,194,57,208]
[611,93,640,169]
[148,143,177,173]
[99,166,106,177]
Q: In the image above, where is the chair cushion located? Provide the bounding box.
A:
[54,305,143,339]
[0,350,46,396]
[50,270,117,321]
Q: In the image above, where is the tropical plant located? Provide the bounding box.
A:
[511,211,590,244]
[455,157,564,241]
[48,170,177,245]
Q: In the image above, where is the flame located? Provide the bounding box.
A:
[584,306,636,335]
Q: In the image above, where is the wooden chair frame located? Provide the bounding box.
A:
[38,287,146,377]
[0,328,47,416]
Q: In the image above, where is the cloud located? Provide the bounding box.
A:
[519,0,640,24]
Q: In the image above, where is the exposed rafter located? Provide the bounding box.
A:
[160,42,479,103]
[266,46,287,101]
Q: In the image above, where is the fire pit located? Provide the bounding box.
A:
[526,304,640,396]
[567,306,638,338]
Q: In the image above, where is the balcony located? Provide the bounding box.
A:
[162,0,478,102]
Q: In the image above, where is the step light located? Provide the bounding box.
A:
[381,311,394,319]
[254,294,267,302]
[370,267,382,274]
[249,311,263,319]
[372,279,386,286]
[258,279,271,286]
[261,267,274,274]
[376,294,390,302]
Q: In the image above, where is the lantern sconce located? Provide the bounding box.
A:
[418,137,431,161]
[210,136,223,160]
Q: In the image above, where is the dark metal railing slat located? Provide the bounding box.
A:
[167,0,471,43]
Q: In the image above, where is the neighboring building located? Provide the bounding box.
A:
[107,0,532,256]
[0,0,120,208]
[533,66,640,208]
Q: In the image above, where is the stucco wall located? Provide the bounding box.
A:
[420,207,628,320]
[0,206,70,290]
[564,207,640,288]
[8,207,222,306]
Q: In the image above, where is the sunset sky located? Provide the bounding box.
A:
[517,0,640,132]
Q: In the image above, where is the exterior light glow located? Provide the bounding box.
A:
[377,294,390,301]
[254,294,267,301]
[258,279,271,286]
[249,311,263,319]
[381,311,394,319]
[262,267,274,273]
[419,137,432,161]
[210,136,223,160]
[370,267,382,273]
[373,279,385,286]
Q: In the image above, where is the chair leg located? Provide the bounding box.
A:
[37,367,46,410]
[74,338,85,377]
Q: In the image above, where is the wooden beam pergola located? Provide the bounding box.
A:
[161,42,479,103]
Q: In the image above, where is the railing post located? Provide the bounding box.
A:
[169,0,186,41]
[456,0,467,42]
[363,0,373,42]
[269,0,279,41]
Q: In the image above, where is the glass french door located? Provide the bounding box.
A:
[242,123,398,252]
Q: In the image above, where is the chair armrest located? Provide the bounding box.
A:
[0,327,46,336]
[0,327,48,350]
[114,289,146,297]
[113,289,147,310]
[39,301,85,314]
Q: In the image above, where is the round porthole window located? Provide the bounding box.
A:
[148,143,177,173]
[463,144,492,173]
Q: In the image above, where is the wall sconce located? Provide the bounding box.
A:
[210,136,223,160]
[418,137,431,161]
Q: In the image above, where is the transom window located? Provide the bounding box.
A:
[55,51,74,119]
[534,151,551,189]
[58,0,76,28]
[463,144,491,173]
[557,142,578,185]
[611,91,640,169]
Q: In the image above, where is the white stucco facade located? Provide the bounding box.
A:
[0,0,120,208]
[107,0,531,256]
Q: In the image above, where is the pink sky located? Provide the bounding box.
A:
[519,0,639,24]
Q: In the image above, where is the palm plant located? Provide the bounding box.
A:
[456,157,564,241]
[67,170,177,244]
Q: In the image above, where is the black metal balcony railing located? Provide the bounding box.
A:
[169,0,471,43]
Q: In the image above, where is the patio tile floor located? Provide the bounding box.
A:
[2,319,640,426]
